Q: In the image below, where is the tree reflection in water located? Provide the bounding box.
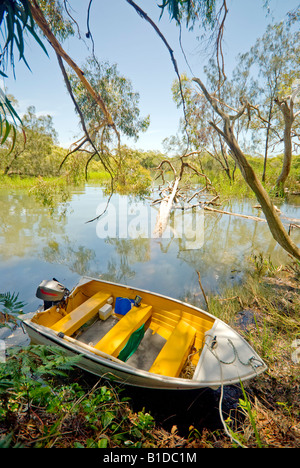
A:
[1,186,299,313]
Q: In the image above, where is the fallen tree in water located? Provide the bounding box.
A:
[152,154,217,237]
[151,153,300,243]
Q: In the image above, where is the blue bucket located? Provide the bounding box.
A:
[115,297,135,316]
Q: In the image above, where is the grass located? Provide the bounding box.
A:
[0,174,42,189]
[86,170,112,183]
[1,152,299,202]
[205,255,300,448]
[202,153,300,200]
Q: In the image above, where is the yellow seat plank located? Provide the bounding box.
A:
[94,304,152,357]
[51,291,112,336]
[149,319,196,378]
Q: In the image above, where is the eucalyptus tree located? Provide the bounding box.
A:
[145,1,300,260]
[27,0,152,197]
[240,22,299,182]
[193,76,300,261]
[1,104,61,176]
[67,57,150,154]
[0,0,118,174]
[167,55,260,182]
[168,69,236,181]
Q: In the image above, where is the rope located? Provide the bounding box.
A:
[187,333,264,446]
[218,374,247,448]
[212,340,248,448]
[204,334,265,448]
[205,334,264,371]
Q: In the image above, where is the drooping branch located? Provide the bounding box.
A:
[125,0,190,150]
[55,53,114,179]
[193,76,300,261]
[55,52,115,224]
[215,0,228,84]
[28,0,118,136]
[58,136,89,170]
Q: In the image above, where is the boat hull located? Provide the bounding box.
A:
[23,319,211,390]
[22,277,267,390]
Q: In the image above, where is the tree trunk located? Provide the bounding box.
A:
[193,77,300,261]
[262,100,274,182]
[153,177,180,237]
[4,152,20,174]
[223,122,300,260]
[275,97,294,195]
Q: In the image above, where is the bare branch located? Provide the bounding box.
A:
[125,0,191,151]
[192,77,228,120]
[156,159,177,177]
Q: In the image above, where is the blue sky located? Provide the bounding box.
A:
[5,0,299,153]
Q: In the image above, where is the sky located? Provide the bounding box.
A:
[4,0,300,153]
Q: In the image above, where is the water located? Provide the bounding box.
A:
[1,185,300,315]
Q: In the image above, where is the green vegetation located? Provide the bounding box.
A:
[148,151,300,200]
[201,152,300,199]
[0,345,156,448]
[206,257,300,448]
[0,0,48,149]
[0,97,166,202]
[1,149,299,198]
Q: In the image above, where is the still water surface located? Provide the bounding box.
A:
[1,185,300,314]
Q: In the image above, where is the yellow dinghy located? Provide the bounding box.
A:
[21,277,267,390]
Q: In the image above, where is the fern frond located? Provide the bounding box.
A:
[0,292,26,316]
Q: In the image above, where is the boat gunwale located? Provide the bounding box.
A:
[74,276,215,321]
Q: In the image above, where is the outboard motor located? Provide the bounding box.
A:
[36,278,69,310]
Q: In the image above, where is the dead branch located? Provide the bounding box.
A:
[179,160,215,192]
[153,149,218,236]
[55,53,114,179]
[197,271,209,310]
[203,205,266,222]
[153,177,180,237]
[186,187,207,203]
[156,159,177,177]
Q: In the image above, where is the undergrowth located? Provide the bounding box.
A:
[206,255,300,448]
[0,346,156,448]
